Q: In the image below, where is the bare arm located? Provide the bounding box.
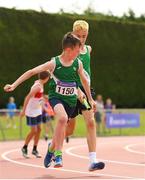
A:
[4,60,54,92]
[20,85,41,117]
[77,87,86,102]
[78,61,96,111]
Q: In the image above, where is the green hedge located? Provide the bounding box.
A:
[0,8,145,108]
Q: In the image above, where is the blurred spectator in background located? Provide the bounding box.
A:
[94,94,105,135]
[104,98,116,133]
[42,95,54,141]
[6,96,17,129]
[104,98,113,113]
[112,104,116,113]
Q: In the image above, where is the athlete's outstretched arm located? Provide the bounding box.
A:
[4,60,54,92]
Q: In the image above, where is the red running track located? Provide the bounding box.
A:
[0,136,145,179]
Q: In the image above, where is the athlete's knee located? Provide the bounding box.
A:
[87,118,96,129]
[37,126,41,133]
[58,115,68,126]
[66,120,75,136]
[31,128,37,135]
[66,131,73,136]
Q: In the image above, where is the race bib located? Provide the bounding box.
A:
[56,81,77,96]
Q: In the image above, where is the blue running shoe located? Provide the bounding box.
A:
[89,162,105,171]
[54,155,63,168]
[44,143,54,168]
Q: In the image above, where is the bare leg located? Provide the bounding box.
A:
[6,116,11,128]
[82,110,96,152]
[43,122,49,140]
[49,121,54,134]
[24,126,36,145]
[47,121,54,135]
[50,104,68,151]
[65,118,76,137]
[12,116,17,128]
[34,124,41,146]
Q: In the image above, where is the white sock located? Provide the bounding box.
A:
[89,152,98,164]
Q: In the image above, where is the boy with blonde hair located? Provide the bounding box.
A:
[65,20,105,171]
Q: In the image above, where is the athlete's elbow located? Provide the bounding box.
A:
[26,69,36,77]
[81,79,87,86]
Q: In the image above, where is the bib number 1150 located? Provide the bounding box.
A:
[56,86,75,96]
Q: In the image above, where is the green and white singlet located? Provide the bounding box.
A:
[76,45,91,87]
[48,56,79,107]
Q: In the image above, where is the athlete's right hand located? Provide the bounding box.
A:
[77,88,86,103]
[89,99,97,112]
[3,84,15,92]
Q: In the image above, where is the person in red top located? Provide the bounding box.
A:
[42,94,54,141]
[20,71,50,158]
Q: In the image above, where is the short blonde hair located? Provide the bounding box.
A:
[73,20,89,32]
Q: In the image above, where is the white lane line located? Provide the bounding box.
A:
[65,145,145,167]
[124,143,145,155]
[1,148,138,179]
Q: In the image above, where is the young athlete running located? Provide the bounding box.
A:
[4,32,96,168]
